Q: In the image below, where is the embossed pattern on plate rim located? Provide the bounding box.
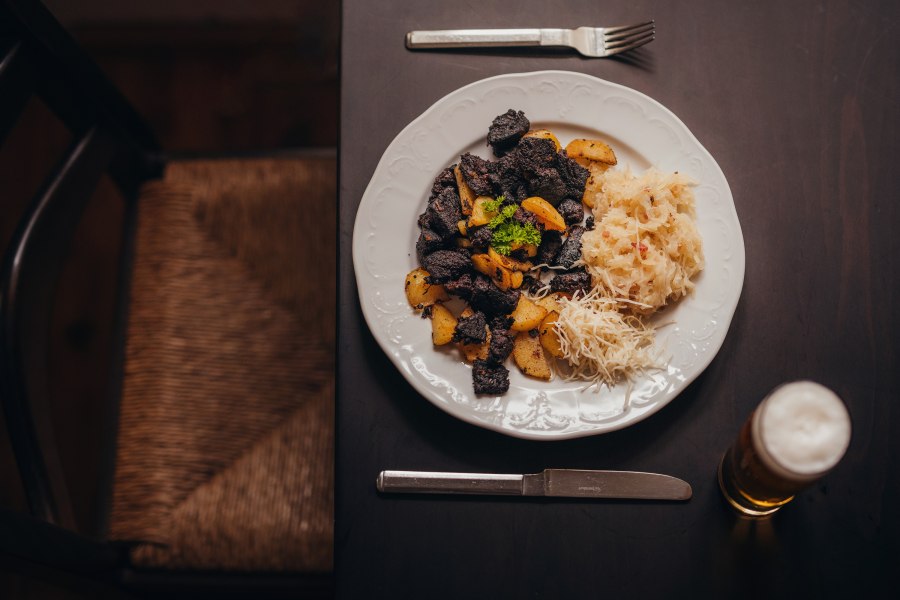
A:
[352,70,745,440]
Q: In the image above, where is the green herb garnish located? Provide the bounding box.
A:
[488,204,518,229]
[481,196,505,213]
[486,200,542,255]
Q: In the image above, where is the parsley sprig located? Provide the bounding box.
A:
[485,197,542,255]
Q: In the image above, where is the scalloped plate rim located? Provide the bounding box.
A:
[351,70,745,440]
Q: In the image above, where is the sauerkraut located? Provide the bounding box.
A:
[580,168,704,314]
[554,288,662,390]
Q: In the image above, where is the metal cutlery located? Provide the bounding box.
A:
[406,22,655,58]
[377,469,691,501]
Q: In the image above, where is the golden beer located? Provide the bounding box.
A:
[718,381,851,518]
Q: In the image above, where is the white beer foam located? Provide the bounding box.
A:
[753,381,851,480]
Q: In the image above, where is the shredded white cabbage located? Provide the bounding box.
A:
[580,167,704,314]
[554,288,662,391]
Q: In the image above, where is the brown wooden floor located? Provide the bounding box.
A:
[0,5,338,597]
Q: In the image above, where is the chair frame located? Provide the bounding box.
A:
[0,1,333,597]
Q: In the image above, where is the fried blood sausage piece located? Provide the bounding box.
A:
[550,268,591,296]
[556,199,584,226]
[453,311,488,345]
[444,273,475,301]
[472,359,510,395]
[512,206,539,229]
[488,316,515,364]
[469,274,520,316]
[422,249,472,284]
[536,230,563,266]
[430,165,457,199]
[492,154,529,202]
[420,186,462,239]
[487,109,530,156]
[459,153,495,197]
[468,225,493,253]
[556,226,585,269]
[556,151,590,201]
[415,228,446,264]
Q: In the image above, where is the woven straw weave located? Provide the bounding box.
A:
[109,157,335,572]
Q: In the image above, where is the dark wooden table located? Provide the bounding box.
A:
[337,1,899,597]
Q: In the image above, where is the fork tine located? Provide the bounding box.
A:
[601,20,654,36]
[605,32,655,55]
[604,22,655,43]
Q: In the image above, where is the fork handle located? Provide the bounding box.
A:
[406,28,545,49]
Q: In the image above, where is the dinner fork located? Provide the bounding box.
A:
[406,22,654,58]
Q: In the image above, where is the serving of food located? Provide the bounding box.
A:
[353,71,744,439]
[405,109,705,400]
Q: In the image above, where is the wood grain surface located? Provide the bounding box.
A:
[338,1,898,598]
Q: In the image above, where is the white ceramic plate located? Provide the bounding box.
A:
[352,71,744,440]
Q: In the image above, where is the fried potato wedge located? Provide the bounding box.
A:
[430,303,457,346]
[539,311,563,358]
[565,138,618,167]
[471,253,513,290]
[533,292,565,312]
[454,165,476,216]
[521,196,566,232]
[510,296,549,332]
[467,196,497,228]
[405,268,449,309]
[488,246,533,272]
[512,331,552,380]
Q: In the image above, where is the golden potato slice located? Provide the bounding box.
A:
[510,296,549,332]
[565,139,617,166]
[521,196,566,232]
[405,268,449,309]
[510,271,524,289]
[523,129,561,151]
[512,331,552,380]
[430,303,457,346]
[454,165,475,216]
[539,311,563,358]
[533,292,565,312]
[467,196,497,227]
[488,246,533,272]
[471,253,513,290]
[514,242,539,257]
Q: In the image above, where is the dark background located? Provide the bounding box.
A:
[337,1,898,598]
[0,1,338,597]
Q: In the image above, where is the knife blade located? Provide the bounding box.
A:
[376,469,691,501]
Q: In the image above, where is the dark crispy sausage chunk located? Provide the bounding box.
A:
[556,151,590,201]
[487,109,530,156]
[472,360,510,395]
[536,230,563,266]
[453,311,488,345]
[415,228,446,263]
[459,153,495,197]
[469,275,520,316]
[550,268,591,296]
[556,226,585,269]
[422,250,471,284]
[557,199,584,226]
[488,316,515,364]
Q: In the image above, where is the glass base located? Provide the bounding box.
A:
[717,454,790,518]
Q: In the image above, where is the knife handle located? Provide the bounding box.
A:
[377,470,523,495]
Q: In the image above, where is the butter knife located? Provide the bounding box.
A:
[377,469,691,501]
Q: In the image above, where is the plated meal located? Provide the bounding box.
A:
[353,71,744,439]
[405,109,704,400]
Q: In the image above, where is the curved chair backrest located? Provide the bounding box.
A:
[0,0,162,528]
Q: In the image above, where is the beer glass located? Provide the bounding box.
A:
[718,381,851,518]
